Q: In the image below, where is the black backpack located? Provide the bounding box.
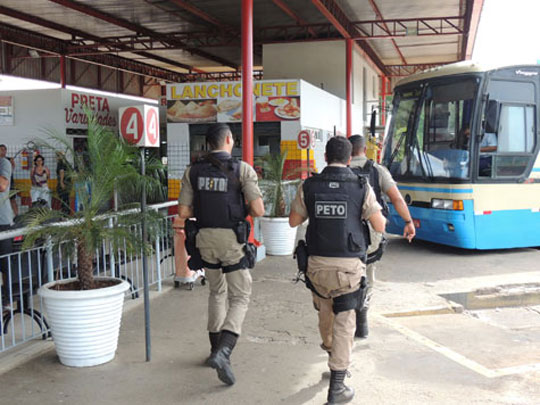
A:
[350,160,389,218]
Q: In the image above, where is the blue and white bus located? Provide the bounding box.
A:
[382,61,540,249]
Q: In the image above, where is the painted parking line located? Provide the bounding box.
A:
[375,314,540,378]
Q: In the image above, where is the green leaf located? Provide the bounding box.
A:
[24,107,166,289]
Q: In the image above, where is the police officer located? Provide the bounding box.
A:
[348,134,415,338]
[178,123,265,386]
[289,136,386,404]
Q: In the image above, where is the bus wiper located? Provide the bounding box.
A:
[422,147,434,180]
[412,133,434,180]
[388,130,407,168]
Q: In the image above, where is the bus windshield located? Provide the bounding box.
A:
[383,77,479,181]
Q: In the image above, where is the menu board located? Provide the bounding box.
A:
[167,80,300,124]
[0,96,14,126]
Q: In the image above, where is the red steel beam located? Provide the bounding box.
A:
[47,0,237,70]
[0,21,191,82]
[168,0,231,30]
[367,0,406,65]
[311,0,350,38]
[1,34,253,84]
[352,17,464,39]
[271,0,317,37]
[462,0,484,60]
[385,63,447,77]
[70,58,76,85]
[311,0,386,75]
[0,5,198,73]
[65,16,465,56]
[242,0,254,166]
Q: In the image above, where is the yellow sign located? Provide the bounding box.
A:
[168,80,299,100]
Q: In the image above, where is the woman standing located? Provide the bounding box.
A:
[30,154,51,207]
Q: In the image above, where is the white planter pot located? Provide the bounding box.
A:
[260,217,297,256]
[38,277,130,367]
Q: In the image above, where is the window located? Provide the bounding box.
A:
[498,105,535,152]
[478,78,537,179]
[479,103,536,178]
[382,89,421,177]
[410,80,477,179]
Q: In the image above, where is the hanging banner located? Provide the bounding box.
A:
[166,80,300,124]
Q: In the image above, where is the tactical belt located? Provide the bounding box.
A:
[332,277,367,314]
[203,254,251,273]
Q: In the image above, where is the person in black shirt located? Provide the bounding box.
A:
[56,151,72,215]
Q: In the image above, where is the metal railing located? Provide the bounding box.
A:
[259,179,301,217]
[0,201,178,354]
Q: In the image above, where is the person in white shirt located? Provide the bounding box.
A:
[480,132,497,152]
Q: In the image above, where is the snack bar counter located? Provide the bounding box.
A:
[165,79,364,201]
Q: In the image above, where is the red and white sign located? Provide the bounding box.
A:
[119,105,160,148]
[64,91,117,129]
[297,130,314,149]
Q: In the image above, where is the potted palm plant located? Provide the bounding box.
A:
[259,151,298,255]
[26,111,163,367]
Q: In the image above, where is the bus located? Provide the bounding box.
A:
[382,61,540,249]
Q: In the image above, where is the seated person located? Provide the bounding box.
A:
[478,132,497,176]
[456,127,470,150]
[480,132,497,152]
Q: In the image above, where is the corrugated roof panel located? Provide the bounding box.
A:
[0,0,473,77]
[338,0,460,21]
[340,0,463,66]
[146,49,220,68]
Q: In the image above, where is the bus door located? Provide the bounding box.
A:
[474,68,540,248]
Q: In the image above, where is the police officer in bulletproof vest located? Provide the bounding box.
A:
[348,134,415,339]
[289,136,386,404]
[178,123,265,386]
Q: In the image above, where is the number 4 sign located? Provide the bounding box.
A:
[119,105,160,148]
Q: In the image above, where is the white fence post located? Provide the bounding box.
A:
[46,237,54,282]
[109,218,116,278]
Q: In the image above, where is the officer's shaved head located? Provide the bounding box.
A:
[349,135,366,156]
[325,136,352,165]
[206,123,232,150]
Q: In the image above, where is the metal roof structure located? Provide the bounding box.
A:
[0,0,483,96]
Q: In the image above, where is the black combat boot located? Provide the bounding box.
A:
[327,370,355,404]
[207,330,238,385]
[204,332,221,367]
[354,307,368,339]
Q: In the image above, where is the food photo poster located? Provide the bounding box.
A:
[167,80,301,124]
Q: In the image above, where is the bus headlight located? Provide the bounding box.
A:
[431,199,464,211]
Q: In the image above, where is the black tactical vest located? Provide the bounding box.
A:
[351,160,389,217]
[189,152,248,229]
[303,166,368,259]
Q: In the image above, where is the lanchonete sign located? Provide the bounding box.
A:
[166,80,301,124]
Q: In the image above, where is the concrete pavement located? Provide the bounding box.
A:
[1,237,539,404]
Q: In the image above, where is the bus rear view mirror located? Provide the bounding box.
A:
[485,99,500,133]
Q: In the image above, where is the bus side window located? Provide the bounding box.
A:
[479,103,536,178]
